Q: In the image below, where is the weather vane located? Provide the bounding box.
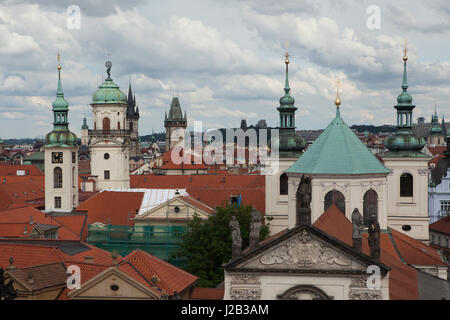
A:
[105,50,112,78]
[57,50,61,70]
[285,40,289,64]
[403,39,408,61]
[335,78,341,107]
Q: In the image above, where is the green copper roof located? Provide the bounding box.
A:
[92,78,126,104]
[286,108,390,175]
[0,136,3,144]
[81,117,88,129]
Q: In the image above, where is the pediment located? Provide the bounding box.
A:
[67,267,159,300]
[235,228,367,272]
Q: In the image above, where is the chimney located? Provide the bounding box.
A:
[29,216,34,225]
[368,215,381,262]
[351,208,363,253]
[296,175,312,226]
[26,272,34,285]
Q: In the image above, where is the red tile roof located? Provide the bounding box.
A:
[75,191,145,227]
[0,176,45,211]
[0,206,82,240]
[122,249,198,295]
[427,146,446,156]
[429,216,450,235]
[191,287,224,300]
[131,174,265,213]
[313,205,422,300]
[0,164,43,176]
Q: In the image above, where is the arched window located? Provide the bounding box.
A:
[400,173,413,197]
[54,167,62,188]
[117,121,120,130]
[130,122,133,131]
[363,189,378,227]
[103,117,110,132]
[324,189,345,214]
[280,173,288,195]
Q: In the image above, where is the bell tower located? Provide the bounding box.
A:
[43,52,79,213]
[88,56,130,190]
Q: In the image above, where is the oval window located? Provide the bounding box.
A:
[402,225,412,231]
[174,206,180,213]
[104,153,110,160]
[110,284,119,291]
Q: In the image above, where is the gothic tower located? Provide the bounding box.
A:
[88,58,130,190]
[43,53,79,213]
[126,82,141,157]
[164,97,187,151]
[429,106,444,146]
[81,116,89,146]
[383,45,431,242]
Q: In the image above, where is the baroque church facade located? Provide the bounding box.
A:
[267,49,431,243]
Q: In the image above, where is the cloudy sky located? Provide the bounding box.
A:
[0,0,449,138]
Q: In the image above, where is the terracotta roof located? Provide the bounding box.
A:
[429,216,450,235]
[312,205,449,299]
[0,176,44,211]
[0,164,43,176]
[7,262,68,291]
[0,206,82,240]
[75,191,145,227]
[427,146,446,156]
[191,287,224,300]
[122,249,198,295]
[131,174,265,213]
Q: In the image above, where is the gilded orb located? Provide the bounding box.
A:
[57,65,62,70]
[403,55,408,61]
[285,59,289,64]
[335,97,341,106]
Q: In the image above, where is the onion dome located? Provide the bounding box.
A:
[81,116,88,130]
[44,53,77,148]
[385,47,426,156]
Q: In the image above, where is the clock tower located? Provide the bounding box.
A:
[43,53,79,213]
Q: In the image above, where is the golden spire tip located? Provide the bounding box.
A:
[335,79,341,107]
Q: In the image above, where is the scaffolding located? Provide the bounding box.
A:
[87,224,187,267]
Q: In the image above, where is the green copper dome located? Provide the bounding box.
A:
[44,58,77,148]
[279,94,295,107]
[92,78,126,104]
[286,107,390,175]
[45,130,77,148]
[385,131,425,152]
[396,91,412,106]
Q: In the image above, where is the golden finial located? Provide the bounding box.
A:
[285,40,289,64]
[57,50,61,70]
[335,79,341,107]
[403,39,408,61]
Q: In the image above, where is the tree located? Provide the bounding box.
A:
[171,204,270,288]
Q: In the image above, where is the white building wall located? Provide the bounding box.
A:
[287,174,389,229]
[265,157,297,235]
[44,147,79,212]
[383,158,430,242]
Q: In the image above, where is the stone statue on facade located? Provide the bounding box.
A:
[368,214,381,262]
[229,215,242,259]
[249,208,262,250]
[296,174,312,225]
[351,208,363,253]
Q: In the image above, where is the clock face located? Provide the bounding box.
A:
[52,152,63,164]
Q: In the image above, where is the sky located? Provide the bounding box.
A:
[0,0,449,138]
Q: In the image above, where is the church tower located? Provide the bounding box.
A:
[429,106,444,146]
[383,45,431,242]
[81,116,89,146]
[43,53,79,213]
[88,58,130,190]
[126,82,141,157]
[164,97,187,151]
[265,48,306,234]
